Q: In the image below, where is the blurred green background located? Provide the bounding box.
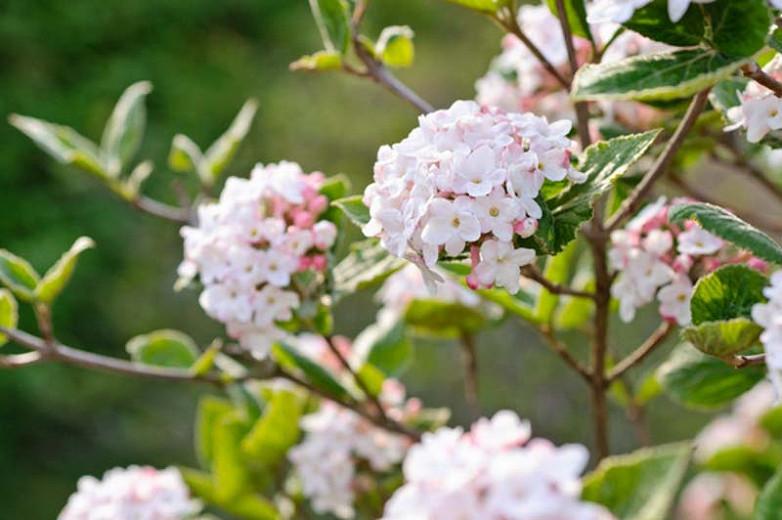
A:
[0,0,713,517]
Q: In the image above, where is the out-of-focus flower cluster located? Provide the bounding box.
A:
[178,162,338,357]
[588,0,782,25]
[610,197,767,326]
[475,5,666,134]
[382,411,614,520]
[363,99,584,294]
[59,466,200,520]
[727,56,782,144]
[676,382,775,519]
[287,335,421,519]
[753,271,782,396]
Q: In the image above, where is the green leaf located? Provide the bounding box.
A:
[572,49,748,102]
[9,114,108,178]
[690,265,768,325]
[201,99,258,185]
[704,445,782,486]
[126,329,200,369]
[0,249,40,301]
[272,342,351,401]
[196,396,235,467]
[332,239,406,296]
[332,195,370,226]
[478,287,537,322]
[168,134,203,174]
[761,405,782,439]
[290,50,343,71]
[535,243,577,324]
[319,174,351,201]
[545,0,592,41]
[35,236,94,303]
[241,389,303,467]
[582,442,691,520]
[444,0,509,13]
[101,81,152,175]
[622,0,705,47]
[705,0,771,58]
[771,28,782,54]
[404,298,487,337]
[213,413,250,502]
[308,0,351,53]
[376,26,415,68]
[181,468,279,520]
[0,289,18,347]
[357,318,413,377]
[709,78,749,123]
[682,318,763,358]
[670,203,782,265]
[755,464,782,519]
[658,344,766,409]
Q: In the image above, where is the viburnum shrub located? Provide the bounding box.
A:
[8,0,782,518]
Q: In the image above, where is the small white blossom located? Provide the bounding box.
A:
[657,274,693,326]
[727,57,782,143]
[587,0,715,24]
[677,225,723,256]
[752,272,782,397]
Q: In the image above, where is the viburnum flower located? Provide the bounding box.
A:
[58,466,200,520]
[289,379,420,519]
[587,0,715,24]
[382,411,614,520]
[362,99,584,293]
[610,197,764,325]
[179,161,338,357]
[752,272,782,396]
[727,57,782,143]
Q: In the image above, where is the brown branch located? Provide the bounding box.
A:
[742,63,782,98]
[459,332,481,418]
[521,265,595,299]
[539,325,592,382]
[554,0,591,149]
[728,353,766,368]
[607,322,673,382]
[606,89,711,232]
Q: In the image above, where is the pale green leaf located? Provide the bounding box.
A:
[195,396,235,467]
[168,134,203,174]
[201,99,258,185]
[181,468,279,520]
[213,414,250,502]
[241,389,303,466]
[126,329,200,368]
[755,465,782,519]
[689,265,768,325]
[0,249,40,301]
[308,0,351,53]
[101,81,152,175]
[404,298,488,337]
[376,26,415,68]
[682,317,763,358]
[332,195,370,227]
[0,289,18,347]
[290,50,343,71]
[35,236,95,303]
[444,0,509,13]
[582,443,691,520]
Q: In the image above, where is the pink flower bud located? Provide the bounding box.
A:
[297,256,313,271]
[292,209,315,228]
[308,195,329,215]
[513,217,538,238]
[747,257,769,272]
[466,274,480,290]
[672,254,693,273]
[311,254,328,271]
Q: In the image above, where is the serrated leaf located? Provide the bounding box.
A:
[168,134,203,174]
[682,318,763,358]
[9,114,108,178]
[201,100,258,185]
[0,289,18,347]
[126,329,200,368]
[272,342,351,401]
[545,0,592,41]
[181,468,279,520]
[196,396,235,467]
[241,389,303,467]
[332,195,370,226]
[35,236,94,303]
[290,50,343,71]
[670,203,782,265]
[622,0,705,47]
[101,81,152,175]
[308,0,351,53]
[582,442,691,520]
[658,344,765,409]
[332,239,406,296]
[376,26,415,68]
[0,249,40,301]
[572,49,747,102]
[690,265,768,325]
[705,0,771,58]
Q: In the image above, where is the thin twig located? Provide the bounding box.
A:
[0,351,42,368]
[539,326,591,382]
[742,63,782,98]
[459,332,481,418]
[607,322,673,382]
[728,353,766,368]
[554,0,591,149]
[132,196,191,223]
[521,265,595,299]
[607,89,711,232]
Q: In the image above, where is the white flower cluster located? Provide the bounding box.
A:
[587,0,715,24]
[289,379,419,519]
[609,197,747,326]
[179,162,338,357]
[753,272,782,396]
[382,411,613,520]
[59,466,200,520]
[363,100,585,294]
[727,56,782,144]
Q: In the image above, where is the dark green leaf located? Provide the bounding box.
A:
[101,81,152,175]
[545,0,592,41]
[126,329,200,368]
[272,342,351,401]
[670,203,782,264]
[690,265,768,325]
[582,442,691,520]
[35,236,94,303]
[622,0,704,47]
[755,463,782,519]
[705,0,771,58]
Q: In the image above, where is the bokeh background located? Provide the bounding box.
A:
[0,0,713,517]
